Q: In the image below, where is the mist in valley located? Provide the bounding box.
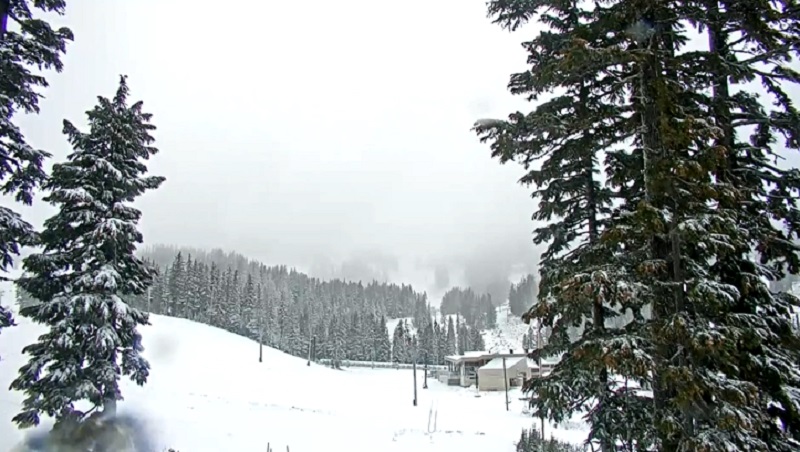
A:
[5,0,546,304]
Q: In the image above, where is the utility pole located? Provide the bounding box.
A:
[259,325,264,363]
[412,344,418,406]
[307,328,312,366]
[502,356,509,411]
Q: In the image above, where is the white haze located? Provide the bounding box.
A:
[5,0,542,303]
[4,0,798,303]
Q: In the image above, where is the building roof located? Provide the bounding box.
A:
[481,356,525,370]
[444,350,534,364]
[444,351,494,363]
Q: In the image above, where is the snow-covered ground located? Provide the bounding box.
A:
[0,306,587,451]
[483,304,531,353]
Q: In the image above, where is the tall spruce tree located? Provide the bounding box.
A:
[10,76,165,427]
[0,0,72,359]
[479,0,800,450]
[445,316,456,356]
[694,1,800,448]
[475,0,641,446]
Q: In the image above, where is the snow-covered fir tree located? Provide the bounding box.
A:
[166,252,184,316]
[477,0,800,449]
[0,0,72,360]
[10,76,165,428]
[445,316,456,356]
[374,315,392,361]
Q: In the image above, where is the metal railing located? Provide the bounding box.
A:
[317,359,448,371]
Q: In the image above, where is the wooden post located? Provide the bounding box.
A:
[259,327,263,363]
[502,357,509,411]
[538,324,544,439]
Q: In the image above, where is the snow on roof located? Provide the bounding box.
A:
[481,356,526,370]
[444,351,494,363]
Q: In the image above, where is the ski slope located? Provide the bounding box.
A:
[0,309,587,451]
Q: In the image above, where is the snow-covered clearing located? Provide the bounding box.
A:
[0,308,588,451]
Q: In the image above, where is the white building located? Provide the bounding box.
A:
[443,350,560,390]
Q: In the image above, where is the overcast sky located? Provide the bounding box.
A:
[10,0,542,300]
[8,1,798,302]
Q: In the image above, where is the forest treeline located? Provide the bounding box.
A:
[16,245,489,367]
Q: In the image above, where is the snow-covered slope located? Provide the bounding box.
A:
[483,304,532,353]
[0,307,587,451]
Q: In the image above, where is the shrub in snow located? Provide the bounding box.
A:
[516,426,584,452]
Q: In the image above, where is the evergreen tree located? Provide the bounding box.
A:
[484,297,497,329]
[376,315,392,361]
[167,252,184,316]
[431,320,442,365]
[228,269,242,334]
[467,325,485,352]
[446,316,456,356]
[10,76,165,427]
[207,263,224,326]
[330,312,345,368]
[418,318,434,365]
[391,320,405,363]
[476,1,655,448]
[695,2,800,447]
[509,274,539,317]
[0,0,72,358]
[195,261,211,323]
[436,319,447,363]
[313,319,326,360]
[456,319,467,355]
[478,0,800,449]
[241,273,258,337]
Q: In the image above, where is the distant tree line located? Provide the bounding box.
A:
[390,314,485,366]
[439,287,497,330]
[16,245,488,367]
[508,274,538,317]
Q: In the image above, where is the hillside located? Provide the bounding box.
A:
[482,304,531,353]
[388,304,532,353]
[0,305,587,451]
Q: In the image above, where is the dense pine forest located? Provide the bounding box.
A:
[16,245,489,367]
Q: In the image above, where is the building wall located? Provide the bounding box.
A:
[477,359,529,391]
[477,370,506,391]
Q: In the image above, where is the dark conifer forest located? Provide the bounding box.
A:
[16,244,490,368]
